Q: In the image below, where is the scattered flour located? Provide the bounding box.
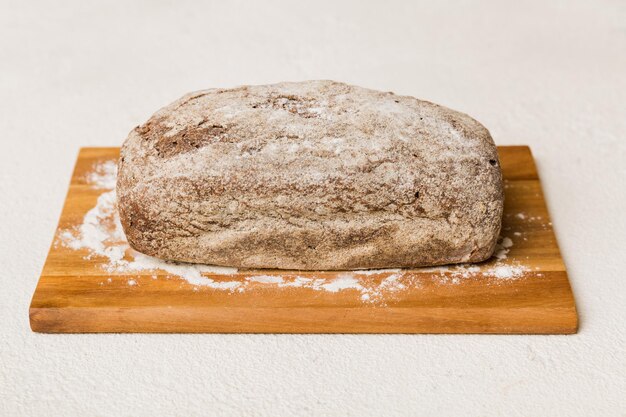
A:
[486,265,529,280]
[248,275,284,284]
[319,275,361,292]
[58,159,539,305]
[274,272,410,305]
[278,276,315,288]
[86,160,118,189]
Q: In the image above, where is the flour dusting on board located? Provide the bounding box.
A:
[58,160,537,304]
[86,160,118,189]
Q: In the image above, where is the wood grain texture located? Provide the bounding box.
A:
[29,146,578,334]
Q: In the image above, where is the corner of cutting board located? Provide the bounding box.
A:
[29,307,50,333]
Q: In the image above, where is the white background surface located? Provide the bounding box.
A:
[1,1,625,415]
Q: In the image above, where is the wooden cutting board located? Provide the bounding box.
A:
[29,146,578,334]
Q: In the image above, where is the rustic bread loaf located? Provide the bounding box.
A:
[117,80,503,270]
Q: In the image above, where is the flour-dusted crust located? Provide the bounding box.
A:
[117,80,503,269]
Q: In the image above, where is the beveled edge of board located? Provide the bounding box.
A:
[29,145,579,334]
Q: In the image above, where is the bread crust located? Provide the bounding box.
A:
[117,80,503,269]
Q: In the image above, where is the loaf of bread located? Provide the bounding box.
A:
[117,81,503,270]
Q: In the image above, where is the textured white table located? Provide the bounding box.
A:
[1,1,625,415]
